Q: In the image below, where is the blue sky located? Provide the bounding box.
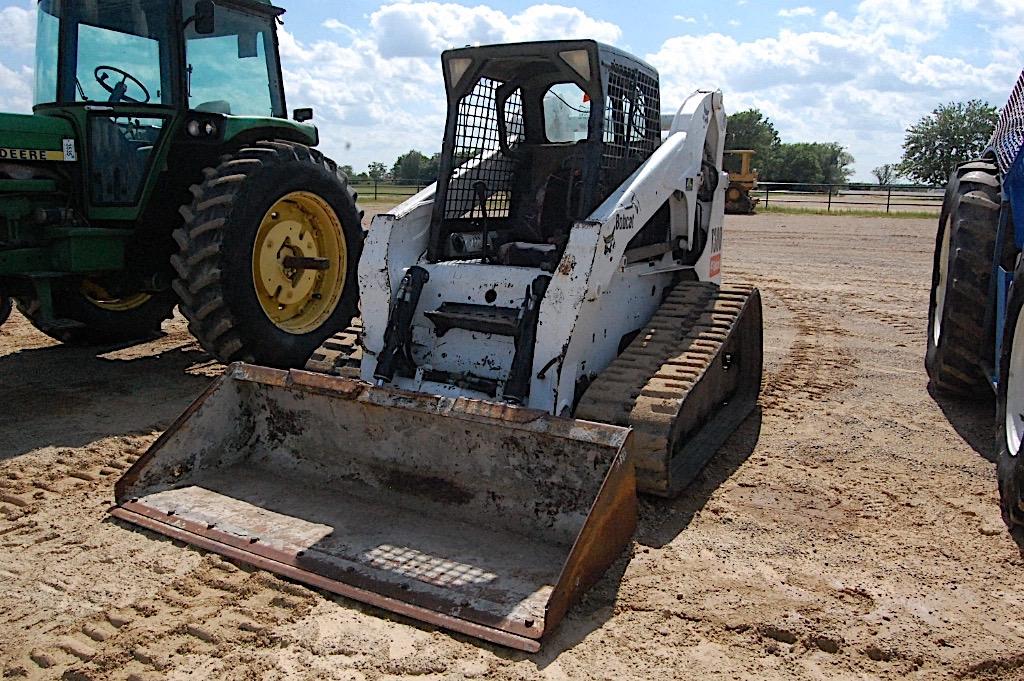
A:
[1,0,1021,181]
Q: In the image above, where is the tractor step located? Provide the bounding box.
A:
[35,317,88,334]
[425,302,521,337]
[576,282,763,497]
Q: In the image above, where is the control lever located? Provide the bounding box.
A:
[374,266,429,384]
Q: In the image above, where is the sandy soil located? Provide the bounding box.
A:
[1,213,1023,680]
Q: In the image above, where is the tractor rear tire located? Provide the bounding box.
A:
[15,283,176,345]
[0,296,11,327]
[172,140,363,368]
[925,160,1001,396]
[996,259,1024,549]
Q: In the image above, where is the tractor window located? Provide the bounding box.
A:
[67,0,174,106]
[543,83,590,143]
[185,8,282,117]
[75,24,166,104]
[88,115,167,205]
[34,2,60,105]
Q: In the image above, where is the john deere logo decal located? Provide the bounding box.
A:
[0,138,76,162]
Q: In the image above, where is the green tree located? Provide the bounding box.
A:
[419,152,441,183]
[872,163,897,185]
[816,142,854,185]
[765,142,854,186]
[367,162,387,182]
[899,99,999,186]
[770,143,825,184]
[392,150,428,183]
[338,164,355,178]
[725,109,781,173]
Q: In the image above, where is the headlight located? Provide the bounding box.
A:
[186,120,218,138]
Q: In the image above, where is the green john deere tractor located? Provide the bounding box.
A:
[0,0,362,367]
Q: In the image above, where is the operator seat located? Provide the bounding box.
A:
[494,143,581,270]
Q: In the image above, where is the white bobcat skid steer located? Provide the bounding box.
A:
[113,40,763,651]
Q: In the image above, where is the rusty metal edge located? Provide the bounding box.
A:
[234,364,633,448]
[544,434,638,628]
[109,506,543,653]
[113,370,232,502]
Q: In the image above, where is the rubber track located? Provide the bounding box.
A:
[171,140,360,364]
[304,318,364,376]
[577,282,760,496]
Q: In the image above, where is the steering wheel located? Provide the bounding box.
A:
[94,66,151,104]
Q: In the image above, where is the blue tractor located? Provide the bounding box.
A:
[926,71,1024,544]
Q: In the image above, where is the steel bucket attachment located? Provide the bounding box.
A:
[112,364,636,652]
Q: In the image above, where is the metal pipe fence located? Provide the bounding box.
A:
[756,182,943,214]
[349,179,429,203]
[351,179,946,215]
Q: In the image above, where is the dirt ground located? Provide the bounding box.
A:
[2,212,1023,680]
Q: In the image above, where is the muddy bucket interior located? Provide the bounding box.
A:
[112,365,636,651]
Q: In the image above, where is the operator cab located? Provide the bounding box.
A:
[428,40,662,271]
[33,0,286,205]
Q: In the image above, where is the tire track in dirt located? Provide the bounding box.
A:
[8,555,317,680]
[0,432,322,681]
[0,438,142,523]
[731,271,858,417]
[3,214,1024,680]
[850,306,922,337]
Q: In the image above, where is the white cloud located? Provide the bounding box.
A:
[0,62,33,112]
[0,0,1017,182]
[366,3,620,58]
[1,4,35,51]
[322,19,357,36]
[822,0,951,45]
[649,0,1021,180]
[282,3,620,170]
[778,7,816,18]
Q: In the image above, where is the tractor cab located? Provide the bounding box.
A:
[33,0,289,208]
[427,40,662,270]
[0,0,357,369]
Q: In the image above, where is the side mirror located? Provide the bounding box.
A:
[293,108,314,123]
[194,0,216,35]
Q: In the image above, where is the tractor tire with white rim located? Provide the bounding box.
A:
[172,140,363,368]
[925,160,1001,395]
[997,258,1024,548]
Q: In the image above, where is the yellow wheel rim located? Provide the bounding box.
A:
[252,191,347,335]
[80,280,152,312]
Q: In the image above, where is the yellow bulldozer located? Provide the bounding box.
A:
[724,149,760,215]
[112,40,764,651]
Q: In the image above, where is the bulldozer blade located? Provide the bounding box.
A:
[111,364,636,652]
